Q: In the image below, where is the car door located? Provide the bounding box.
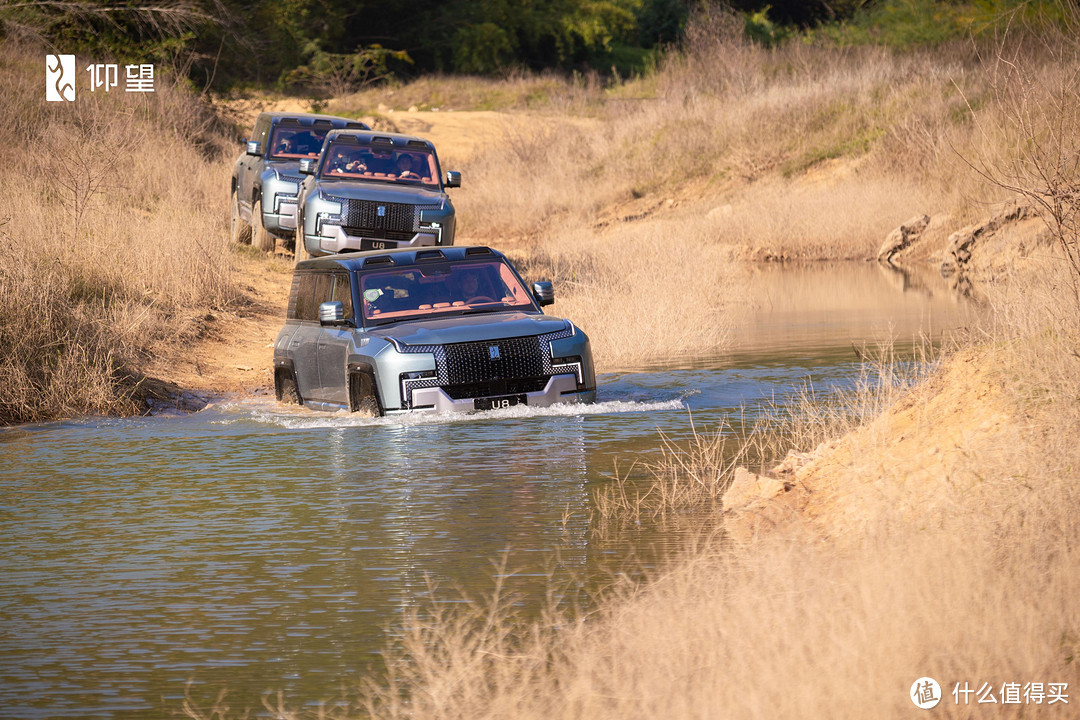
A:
[317,272,354,407]
[289,271,323,402]
[239,115,270,217]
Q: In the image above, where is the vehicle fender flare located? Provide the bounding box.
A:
[347,361,383,416]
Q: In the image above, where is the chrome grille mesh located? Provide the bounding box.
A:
[326,197,426,234]
[396,326,577,408]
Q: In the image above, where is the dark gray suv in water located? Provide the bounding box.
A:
[231,112,369,251]
[273,246,595,415]
[294,129,460,261]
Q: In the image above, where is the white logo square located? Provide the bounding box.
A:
[46,54,75,102]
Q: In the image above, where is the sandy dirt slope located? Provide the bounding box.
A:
[142,253,295,409]
[723,346,1017,542]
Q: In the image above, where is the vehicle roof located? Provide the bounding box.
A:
[262,112,369,129]
[295,246,506,272]
[322,129,437,151]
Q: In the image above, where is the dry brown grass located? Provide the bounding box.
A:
[0,42,242,423]
[440,37,1019,262]
[328,273,1080,720]
[332,69,608,115]
[190,18,1080,720]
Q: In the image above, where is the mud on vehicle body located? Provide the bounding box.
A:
[293,130,460,262]
[231,112,369,252]
[273,246,595,415]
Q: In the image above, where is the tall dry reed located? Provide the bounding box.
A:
[0,42,239,423]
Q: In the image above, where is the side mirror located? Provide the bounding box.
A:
[299,158,317,175]
[246,141,262,156]
[319,301,349,326]
[532,281,554,307]
[444,170,461,188]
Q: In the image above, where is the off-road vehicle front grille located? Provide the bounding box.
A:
[397,327,578,409]
[443,337,546,385]
[339,199,419,234]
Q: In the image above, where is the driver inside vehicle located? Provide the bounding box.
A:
[458,270,499,303]
[394,154,418,179]
[275,132,294,154]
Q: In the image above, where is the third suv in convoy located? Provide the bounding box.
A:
[231,112,369,252]
[293,129,460,261]
[273,246,595,415]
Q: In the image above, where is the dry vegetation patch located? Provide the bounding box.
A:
[0,43,248,422]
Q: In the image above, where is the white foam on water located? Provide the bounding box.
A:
[209,396,686,430]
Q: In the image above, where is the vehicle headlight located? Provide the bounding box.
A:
[315,189,342,215]
[314,192,343,235]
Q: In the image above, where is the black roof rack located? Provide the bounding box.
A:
[362,255,395,267]
[464,247,494,257]
[415,249,446,262]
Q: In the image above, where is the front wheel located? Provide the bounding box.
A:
[252,198,275,252]
[349,371,382,416]
[275,369,301,405]
[230,189,251,245]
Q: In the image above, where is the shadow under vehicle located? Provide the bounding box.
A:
[293,130,461,262]
[231,112,369,252]
[273,246,595,415]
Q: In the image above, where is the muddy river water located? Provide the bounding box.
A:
[0,263,973,719]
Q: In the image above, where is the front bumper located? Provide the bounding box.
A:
[389,374,594,414]
[304,225,441,255]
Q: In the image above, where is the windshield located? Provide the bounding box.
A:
[269,126,328,159]
[360,261,535,325]
[321,141,441,189]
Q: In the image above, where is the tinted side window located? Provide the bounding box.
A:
[293,273,318,321]
[331,273,353,320]
[286,274,302,319]
[314,274,332,308]
[255,115,271,150]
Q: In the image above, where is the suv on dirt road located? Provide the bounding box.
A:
[231,112,369,252]
[293,129,460,262]
[273,246,595,415]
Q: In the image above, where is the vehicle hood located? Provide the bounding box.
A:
[264,160,303,179]
[316,178,446,205]
[369,312,568,346]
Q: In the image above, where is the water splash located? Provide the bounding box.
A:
[208,396,686,430]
